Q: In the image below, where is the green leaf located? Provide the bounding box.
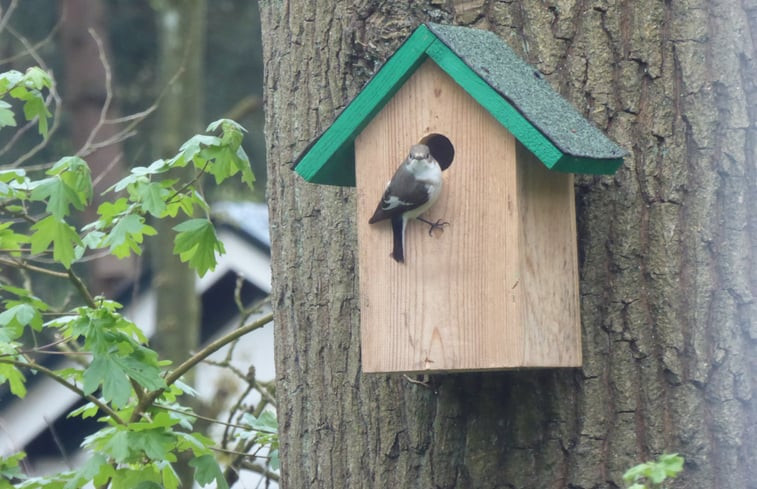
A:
[0,363,26,398]
[82,355,132,408]
[91,197,131,228]
[68,401,99,420]
[189,454,229,489]
[133,482,162,489]
[24,67,52,90]
[659,453,684,476]
[0,70,23,94]
[159,461,180,489]
[22,93,52,137]
[206,118,246,133]
[113,353,165,391]
[102,430,131,464]
[0,100,16,128]
[243,410,278,433]
[0,303,42,338]
[28,157,92,218]
[110,466,161,489]
[0,221,30,254]
[623,462,650,482]
[174,134,221,167]
[30,215,82,268]
[103,214,157,258]
[31,177,83,219]
[0,451,27,482]
[134,181,167,217]
[128,430,176,461]
[172,218,225,277]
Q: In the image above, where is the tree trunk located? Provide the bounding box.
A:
[150,0,205,372]
[261,2,755,488]
[60,0,133,296]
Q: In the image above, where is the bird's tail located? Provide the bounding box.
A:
[391,216,404,263]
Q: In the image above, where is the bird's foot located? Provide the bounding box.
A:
[417,217,449,236]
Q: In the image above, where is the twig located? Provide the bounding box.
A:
[0,0,18,37]
[237,461,280,482]
[130,311,273,422]
[67,269,97,308]
[0,1,62,65]
[77,29,113,155]
[154,403,249,431]
[44,415,73,470]
[0,257,69,278]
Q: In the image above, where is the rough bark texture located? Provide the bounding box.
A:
[261,1,755,488]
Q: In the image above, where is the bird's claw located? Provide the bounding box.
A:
[427,219,449,236]
[418,217,449,236]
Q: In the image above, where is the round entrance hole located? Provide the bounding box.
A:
[420,133,454,171]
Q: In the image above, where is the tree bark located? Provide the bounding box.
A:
[261,1,755,488]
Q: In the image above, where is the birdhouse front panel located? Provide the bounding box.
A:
[356,60,526,372]
[355,59,581,372]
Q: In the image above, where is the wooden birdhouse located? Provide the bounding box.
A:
[294,23,626,373]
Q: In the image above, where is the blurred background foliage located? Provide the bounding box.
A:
[0,0,265,200]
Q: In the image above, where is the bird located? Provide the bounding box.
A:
[368,143,448,263]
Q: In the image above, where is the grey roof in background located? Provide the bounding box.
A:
[427,23,627,160]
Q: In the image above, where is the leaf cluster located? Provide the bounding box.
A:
[0,62,275,487]
[623,453,685,489]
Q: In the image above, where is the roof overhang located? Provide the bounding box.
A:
[294,23,626,186]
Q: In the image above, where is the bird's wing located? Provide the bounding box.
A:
[368,167,429,223]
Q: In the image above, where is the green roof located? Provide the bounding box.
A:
[295,23,626,186]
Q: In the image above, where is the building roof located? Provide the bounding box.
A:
[294,23,626,186]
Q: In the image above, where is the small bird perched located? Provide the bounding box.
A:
[368,143,447,263]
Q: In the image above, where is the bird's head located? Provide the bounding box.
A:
[408,143,431,162]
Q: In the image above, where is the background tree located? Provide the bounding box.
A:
[0,1,277,486]
[260,2,754,488]
[149,0,205,370]
[60,0,133,296]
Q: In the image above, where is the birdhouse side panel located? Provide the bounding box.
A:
[356,60,524,372]
[516,143,582,367]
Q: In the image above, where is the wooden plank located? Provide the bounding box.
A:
[516,142,582,366]
[356,60,523,372]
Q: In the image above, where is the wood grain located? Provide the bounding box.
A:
[356,60,580,372]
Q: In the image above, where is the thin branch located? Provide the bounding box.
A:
[130,311,273,422]
[166,312,274,389]
[0,0,18,37]
[237,461,280,483]
[153,403,249,431]
[76,28,113,157]
[0,257,69,278]
[0,1,62,65]
[0,358,125,424]
[91,152,124,188]
[67,269,96,308]
[44,415,73,470]
[209,445,272,460]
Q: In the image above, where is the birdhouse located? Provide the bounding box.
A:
[294,23,626,373]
